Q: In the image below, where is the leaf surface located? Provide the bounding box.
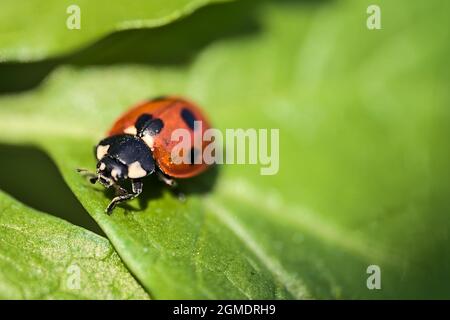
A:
[0,191,149,299]
[0,0,227,61]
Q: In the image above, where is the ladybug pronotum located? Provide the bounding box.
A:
[78,96,212,213]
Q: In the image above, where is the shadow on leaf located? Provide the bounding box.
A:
[102,165,220,213]
[0,143,105,235]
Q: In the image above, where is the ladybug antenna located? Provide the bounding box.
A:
[77,168,98,184]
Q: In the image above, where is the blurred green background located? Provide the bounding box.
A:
[0,0,449,299]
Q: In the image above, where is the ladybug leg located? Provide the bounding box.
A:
[156,170,177,187]
[112,183,128,196]
[106,180,143,214]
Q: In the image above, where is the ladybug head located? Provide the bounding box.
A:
[77,133,160,215]
[79,134,155,189]
[96,156,128,187]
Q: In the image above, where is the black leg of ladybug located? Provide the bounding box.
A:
[106,179,143,214]
[112,183,128,196]
[156,170,177,188]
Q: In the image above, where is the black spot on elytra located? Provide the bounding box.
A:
[181,108,197,130]
[135,113,153,132]
[142,118,164,136]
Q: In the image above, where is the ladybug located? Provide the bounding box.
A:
[78,96,212,214]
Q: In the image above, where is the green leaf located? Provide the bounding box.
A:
[0,0,228,62]
[0,191,149,299]
[0,0,449,298]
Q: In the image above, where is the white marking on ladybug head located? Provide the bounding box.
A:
[142,134,155,150]
[128,161,147,179]
[111,168,119,180]
[96,144,110,160]
[124,125,137,135]
[99,162,106,171]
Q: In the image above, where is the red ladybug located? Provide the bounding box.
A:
[78,96,212,213]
